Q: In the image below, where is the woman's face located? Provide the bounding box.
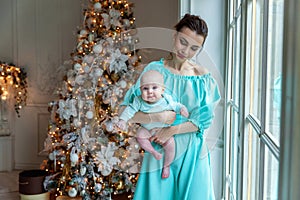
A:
[174,27,204,61]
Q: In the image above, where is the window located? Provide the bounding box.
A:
[225,0,284,200]
[180,0,284,199]
[181,0,300,199]
[266,0,283,145]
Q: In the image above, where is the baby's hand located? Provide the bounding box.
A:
[180,106,189,118]
[117,120,127,131]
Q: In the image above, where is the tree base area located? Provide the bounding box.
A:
[112,192,132,200]
[50,192,132,200]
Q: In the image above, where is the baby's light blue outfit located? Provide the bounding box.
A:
[119,93,186,130]
[121,59,220,200]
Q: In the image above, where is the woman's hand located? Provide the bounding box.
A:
[150,126,174,145]
[150,122,198,145]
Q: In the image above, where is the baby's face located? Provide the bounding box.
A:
[140,83,164,103]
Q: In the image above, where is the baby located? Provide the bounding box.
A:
[117,70,189,178]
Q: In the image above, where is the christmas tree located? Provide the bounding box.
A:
[41,0,142,199]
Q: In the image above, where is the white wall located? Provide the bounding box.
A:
[0,0,81,169]
[131,0,179,28]
[0,1,224,198]
[193,2,226,199]
[0,0,178,170]
[181,1,226,199]
[130,0,179,63]
[181,0,226,76]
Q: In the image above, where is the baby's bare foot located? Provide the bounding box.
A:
[162,166,170,178]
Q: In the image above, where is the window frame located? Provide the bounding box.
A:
[226,0,282,199]
[181,0,300,199]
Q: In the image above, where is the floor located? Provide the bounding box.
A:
[0,170,20,200]
[0,171,129,200]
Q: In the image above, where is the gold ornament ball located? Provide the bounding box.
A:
[111,73,120,82]
[102,1,108,7]
[116,180,124,190]
[121,46,129,54]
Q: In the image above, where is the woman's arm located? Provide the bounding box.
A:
[151,121,198,145]
[119,106,177,124]
[130,110,177,124]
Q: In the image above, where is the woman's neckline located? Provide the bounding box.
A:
[159,58,211,78]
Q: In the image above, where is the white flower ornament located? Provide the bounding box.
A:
[94,142,121,176]
[109,49,128,73]
[101,8,121,29]
[57,99,77,120]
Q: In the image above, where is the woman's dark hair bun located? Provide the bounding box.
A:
[174,13,208,44]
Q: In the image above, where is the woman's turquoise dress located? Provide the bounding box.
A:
[121,59,220,200]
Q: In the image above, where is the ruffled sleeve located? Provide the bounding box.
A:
[119,96,142,122]
[119,80,140,107]
[188,75,221,135]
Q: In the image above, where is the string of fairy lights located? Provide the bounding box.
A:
[0,62,27,117]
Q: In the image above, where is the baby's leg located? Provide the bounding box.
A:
[136,127,162,160]
[162,137,175,178]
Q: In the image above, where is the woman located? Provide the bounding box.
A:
[121,14,220,200]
